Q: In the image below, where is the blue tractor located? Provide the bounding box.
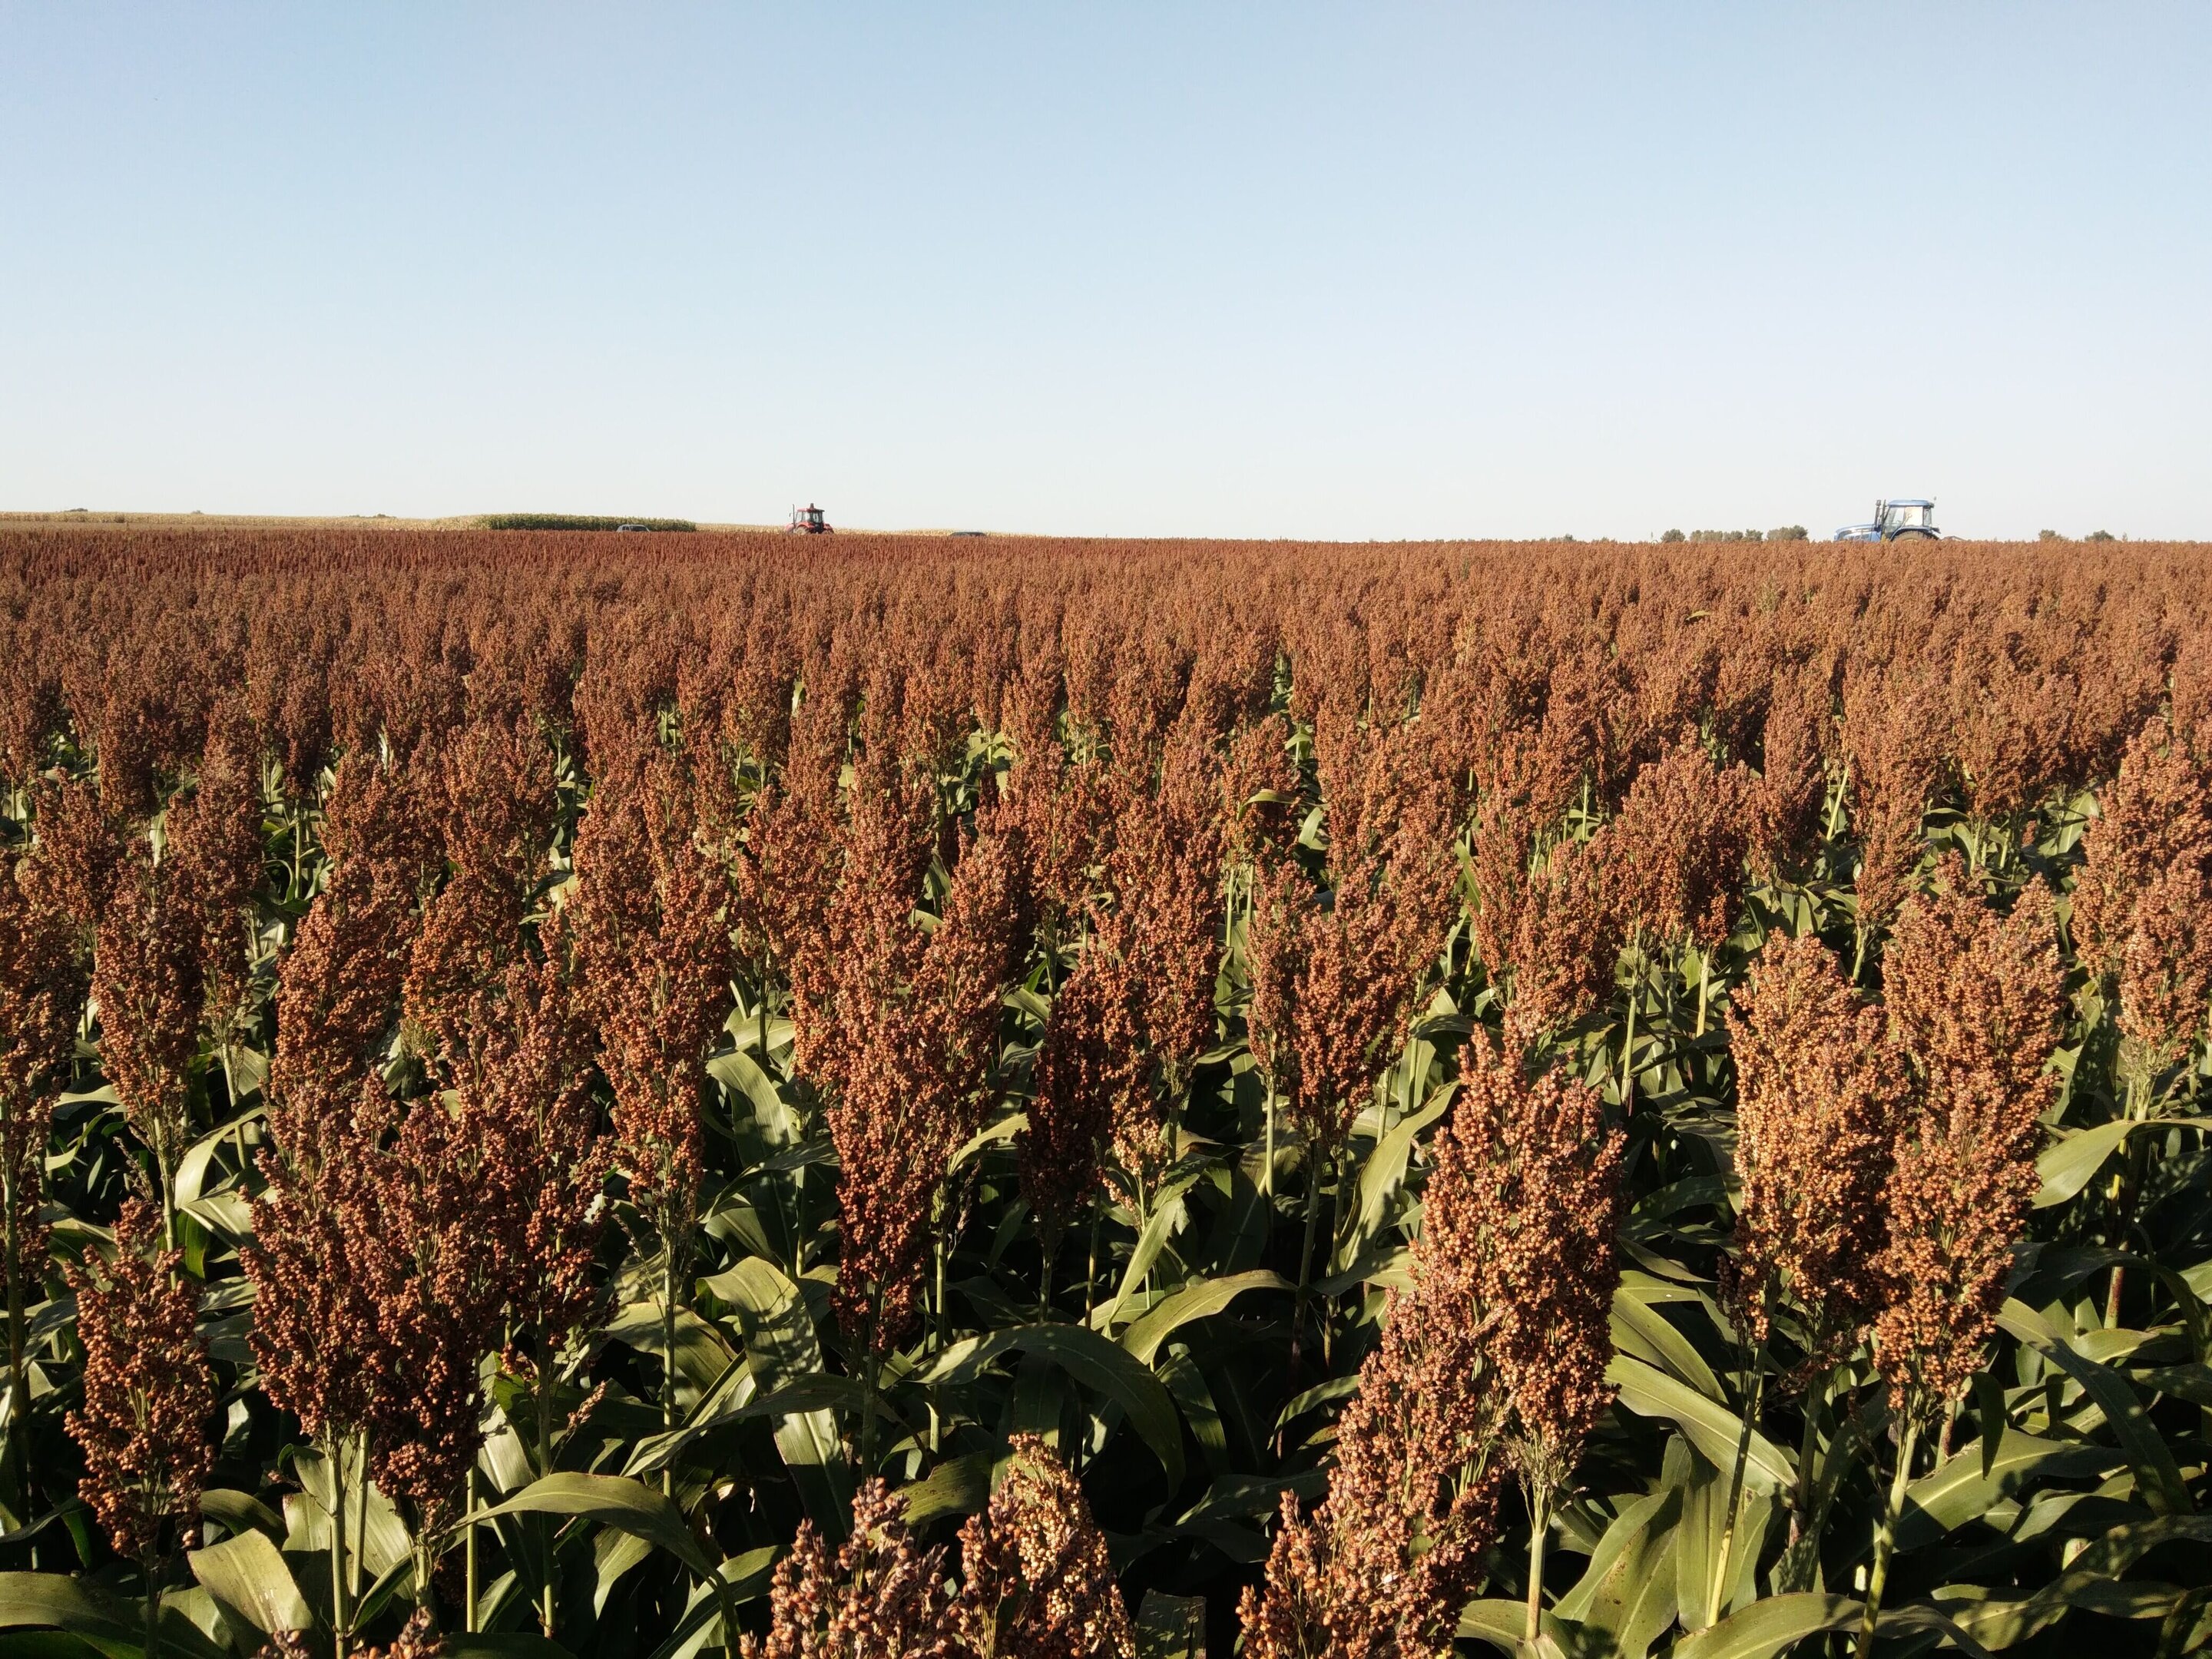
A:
[1833,498,1939,542]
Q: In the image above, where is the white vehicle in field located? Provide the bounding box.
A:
[1834,498,1939,541]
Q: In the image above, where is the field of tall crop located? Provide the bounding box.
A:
[2,525,2210,1658]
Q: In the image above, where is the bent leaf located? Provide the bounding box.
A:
[1611,1285,1724,1402]
[1556,1488,1681,1659]
[197,1489,284,1545]
[1939,1511,2212,1648]
[709,1257,853,1535]
[1121,1270,1291,1365]
[172,1108,264,1207]
[949,1112,1026,1174]
[638,1549,780,1659]
[1895,1432,2121,1551]
[2035,1116,2212,1208]
[1455,1598,1530,1651]
[1997,1300,2190,1516]
[2033,1120,2135,1208]
[187,1532,313,1636]
[1606,1354,1793,1491]
[477,1474,713,1580]
[1096,1175,1201,1328]
[0,1575,230,1659]
[1673,1592,1860,1659]
[1349,1084,1452,1250]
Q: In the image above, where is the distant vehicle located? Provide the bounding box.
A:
[788,504,833,535]
[614,523,649,532]
[1834,498,1939,542]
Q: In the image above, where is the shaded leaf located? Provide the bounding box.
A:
[920,1323,1185,1490]
[445,1637,577,1659]
[707,1257,853,1536]
[1997,1300,2190,1516]
[898,1455,992,1531]
[1134,1590,1207,1659]
[196,1490,283,1545]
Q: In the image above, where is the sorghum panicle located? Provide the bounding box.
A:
[1602,735,1753,949]
[67,1198,217,1569]
[91,825,204,1197]
[1245,717,1458,1164]
[2070,717,2211,983]
[571,749,732,1248]
[740,1479,962,1658]
[1841,669,1945,936]
[2116,862,2212,1074]
[1452,1034,1624,1486]
[1,835,84,1273]
[270,754,439,1109]
[1871,860,2064,1419]
[830,826,1018,1349]
[1023,948,1141,1243]
[954,1435,1136,1659]
[1749,657,1834,881]
[1727,932,1905,1362]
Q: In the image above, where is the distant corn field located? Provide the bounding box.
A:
[1,525,2209,1658]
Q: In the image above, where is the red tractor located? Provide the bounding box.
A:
[786,503,833,535]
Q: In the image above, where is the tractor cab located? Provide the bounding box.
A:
[787,503,833,535]
[1833,498,1939,542]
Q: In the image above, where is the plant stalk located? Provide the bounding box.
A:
[1287,1152,1324,1382]
[328,1435,351,1659]
[464,1465,478,1634]
[534,1339,559,1637]
[1789,1375,1823,1547]
[661,1243,680,1498]
[1618,978,1639,1108]
[1262,1081,1276,1198]
[859,1290,882,1477]
[3,1163,31,1515]
[1853,1416,1920,1659]
[1083,1200,1102,1323]
[141,1556,161,1659]
[1711,1365,1767,1618]
[1525,1481,1553,1642]
[2103,1071,2150,1328]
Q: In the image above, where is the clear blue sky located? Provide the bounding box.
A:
[5,4,2208,539]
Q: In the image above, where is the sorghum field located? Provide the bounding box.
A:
[2,525,2210,1659]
